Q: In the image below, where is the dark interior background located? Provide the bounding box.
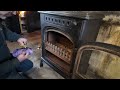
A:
[5,11,41,34]
[25,11,41,33]
[5,14,21,34]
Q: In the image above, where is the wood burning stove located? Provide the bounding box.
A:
[39,11,103,78]
[73,42,120,79]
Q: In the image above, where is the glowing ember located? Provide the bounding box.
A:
[19,11,26,17]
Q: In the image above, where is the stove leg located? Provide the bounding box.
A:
[40,60,43,67]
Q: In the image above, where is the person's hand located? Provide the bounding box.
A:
[17,52,29,62]
[17,38,27,47]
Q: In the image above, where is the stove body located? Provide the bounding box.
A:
[40,12,102,78]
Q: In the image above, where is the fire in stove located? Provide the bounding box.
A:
[45,31,74,64]
[45,41,72,64]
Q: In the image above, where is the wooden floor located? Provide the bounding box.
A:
[7,30,64,79]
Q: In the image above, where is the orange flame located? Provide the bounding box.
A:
[19,11,26,17]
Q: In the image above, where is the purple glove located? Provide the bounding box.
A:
[12,47,33,57]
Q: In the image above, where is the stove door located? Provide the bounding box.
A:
[72,42,120,79]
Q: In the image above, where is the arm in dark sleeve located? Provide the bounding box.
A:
[0,58,20,77]
[2,22,21,42]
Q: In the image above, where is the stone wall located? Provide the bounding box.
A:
[96,15,120,46]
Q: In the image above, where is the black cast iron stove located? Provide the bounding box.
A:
[39,11,103,79]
